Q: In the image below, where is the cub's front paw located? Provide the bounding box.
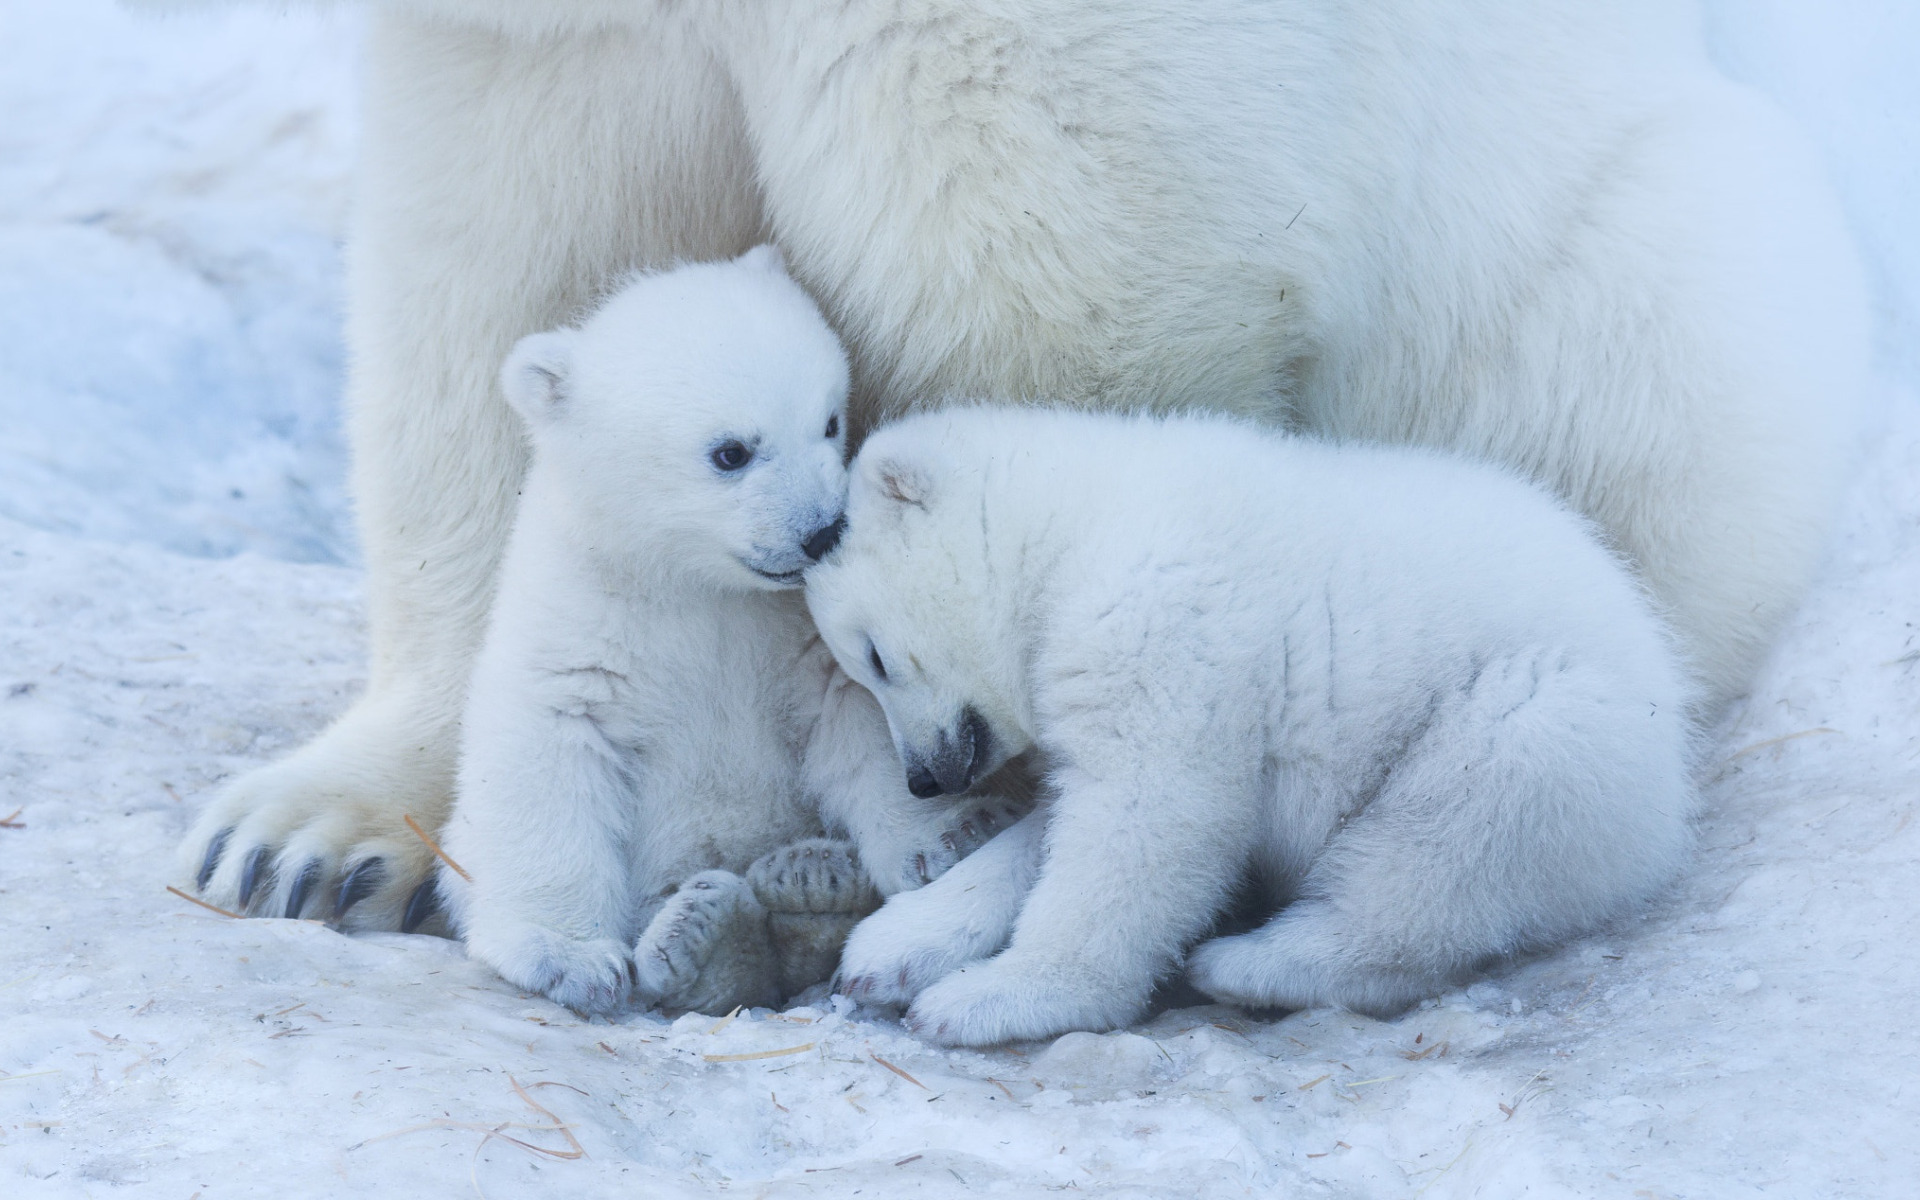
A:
[904,956,1142,1048]
[1183,931,1278,1008]
[465,921,633,1015]
[834,889,998,1010]
[633,871,779,1014]
[885,796,1034,892]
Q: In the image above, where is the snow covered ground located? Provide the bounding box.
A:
[2,3,1916,1197]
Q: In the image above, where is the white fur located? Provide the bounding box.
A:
[438,254,1016,1013]
[812,406,1697,1045]
[183,0,1865,937]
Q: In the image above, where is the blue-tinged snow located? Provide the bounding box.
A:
[0,0,357,563]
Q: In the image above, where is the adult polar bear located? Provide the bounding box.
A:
[183,0,1868,932]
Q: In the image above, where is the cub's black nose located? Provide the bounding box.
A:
[906,766,944,799]
[803,515,847,562]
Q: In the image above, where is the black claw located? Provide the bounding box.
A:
[197,827,234,890]
[238,845,272,908]
[400,879,440,934]
[285,859,321,919]
[333,858,386,921]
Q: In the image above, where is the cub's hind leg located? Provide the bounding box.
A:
[183,8,764,931]
[1190,653,1693,1016]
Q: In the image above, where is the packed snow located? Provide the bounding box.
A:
[2,3,1915,1197]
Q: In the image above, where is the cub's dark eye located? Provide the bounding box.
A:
[825,414,840,439]
[710,441,752,472]
[867,642,888,682]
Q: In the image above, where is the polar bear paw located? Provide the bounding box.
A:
[746,839,879,995]
[633,871,780,1014]
[835,890,1005,1009]
[748,838,879,915]
[465,920,633,1015]
[180,698,455,934]
[875,795,1034,894]
[1185,914,1433,1019]
[904,955,1144,1048]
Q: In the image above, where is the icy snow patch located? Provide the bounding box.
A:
[0,0,359,563]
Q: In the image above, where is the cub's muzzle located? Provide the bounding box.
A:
[903,706,992,798]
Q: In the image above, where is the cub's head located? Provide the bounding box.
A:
[805,413,1032,798]
[500,245,850,590]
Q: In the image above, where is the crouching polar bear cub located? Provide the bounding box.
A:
[811,407,1695,1047]
[439,250,1024,1015]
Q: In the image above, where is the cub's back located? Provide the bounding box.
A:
[984,409,1677,695]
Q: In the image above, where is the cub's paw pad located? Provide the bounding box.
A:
[748,839,879,916]
[632,871,768,1003]
[941,797,1028,856]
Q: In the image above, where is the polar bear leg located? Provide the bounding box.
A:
[837,809,1049,1010]
[1188,654,1694,1017]
[1575,104,1864,710]
[904,774,1249,1046]
[181,9,763,928]
[1363,80,1868,711]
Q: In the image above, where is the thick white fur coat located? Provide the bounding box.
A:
[181,0,1865,952]
[811,407,1697,1045]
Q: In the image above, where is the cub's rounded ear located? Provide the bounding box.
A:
[500,331,574,425]
[863,453,933,509]
[737,243,788,276]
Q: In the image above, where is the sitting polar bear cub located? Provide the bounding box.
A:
[809,406,1697,1047]
[440,249,1022,1015]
